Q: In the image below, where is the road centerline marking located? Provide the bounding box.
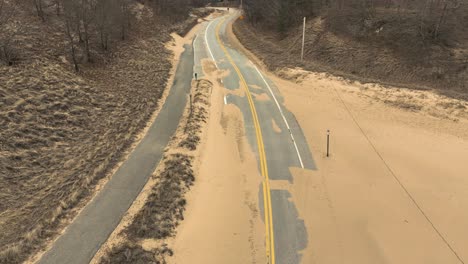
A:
[251,62,305,169]
[205,20,218,69]
[212,16,276,264]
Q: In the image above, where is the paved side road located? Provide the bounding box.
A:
[38,44,194,264]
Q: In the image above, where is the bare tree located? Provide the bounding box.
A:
[119,0,131,40]
[95,0,111,50]
[150,0,190,22]
[62,0,80,71]
[0,1,21,65]
[53,0,61,15]
[79,0,93,62]
[433,0,460,39]
[33,0,45,21]
[418,0,461,40]
[65,18,79,71]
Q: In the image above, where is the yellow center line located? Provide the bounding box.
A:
[213,17,276,264]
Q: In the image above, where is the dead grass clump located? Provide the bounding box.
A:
[179,79,212,150]
[383,99,423,112]
[98,154,193,261]
[99,242,157,264]
[0,244,21,264]
[126,154,194,240]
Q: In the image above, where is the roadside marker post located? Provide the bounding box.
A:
[194,72,198,80]
[326,130,330,157]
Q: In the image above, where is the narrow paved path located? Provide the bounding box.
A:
[204,11,316,264]
[38,44,194,264]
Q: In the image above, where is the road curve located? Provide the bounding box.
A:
[203,11,316,264]
[37,44,195,264]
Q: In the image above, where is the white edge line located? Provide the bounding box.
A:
[193,34,198,46]
[207,16,304,169]
[205,20,218,69]
[252,64,305,169]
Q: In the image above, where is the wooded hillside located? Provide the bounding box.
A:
[237,0,468,95]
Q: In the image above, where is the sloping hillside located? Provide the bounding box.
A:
[235,1,468,98]
[0,1,208,263]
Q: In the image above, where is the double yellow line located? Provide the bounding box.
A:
[214,17,276,264]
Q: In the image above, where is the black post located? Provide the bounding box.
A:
[326,130,330,157]
[194,72,198,80]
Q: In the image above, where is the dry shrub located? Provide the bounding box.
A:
[0,244,21,264]
[126,154,194,240]
[383,99,423,112]
[178,79,211,150]
[173,8,214,37]
[97,121,199,263]
[100,242,157,264]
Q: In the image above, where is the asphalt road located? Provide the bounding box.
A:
[37,44,195,264]
[202,11,316,264]
[38,11,314,264]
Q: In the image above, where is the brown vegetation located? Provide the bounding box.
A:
[179,80,211,150]
[174,8,214,37]
[237,0,468,97]
[126,153,195,240]
[0,0,210,263]
[100,242,162,264]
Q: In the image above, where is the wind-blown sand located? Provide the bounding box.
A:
[168,61,266,263]
[266,68,468,264]
[170,14,468,264]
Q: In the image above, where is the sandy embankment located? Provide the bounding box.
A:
[167,59,266,264]
[267,68,468,264]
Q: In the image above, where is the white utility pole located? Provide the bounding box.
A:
[301,17,306,61]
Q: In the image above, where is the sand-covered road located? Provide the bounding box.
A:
[170,9,468,264]
[170,10,314,264]
[265,68,468,264]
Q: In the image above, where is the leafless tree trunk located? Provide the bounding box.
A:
[33,0,45,21]
[0,1,21,65]
[433,0,448,39]
[65,18,79,72]
[76,23,83,43]
[96,0,111,50]
[54,0,61,15]
[419,0,430,40]
[79,0,92,62]
[62,0,80,71]
[119,0,130,40]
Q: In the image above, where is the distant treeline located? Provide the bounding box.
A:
[242,0,464,41]
[0,0,203,68]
